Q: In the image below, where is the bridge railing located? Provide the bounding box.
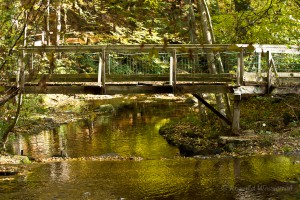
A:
[16,45,239,87]
[13,44,299,94]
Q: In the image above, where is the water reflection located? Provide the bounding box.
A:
[1,156,299,199]
[7,101,182,159]
[3,100,300,199]
[50,162,70,183]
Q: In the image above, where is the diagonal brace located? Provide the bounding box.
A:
[192,93,232,126]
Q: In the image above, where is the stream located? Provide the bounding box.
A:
[2,97,300,199]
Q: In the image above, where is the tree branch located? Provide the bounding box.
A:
[0,87,19,107]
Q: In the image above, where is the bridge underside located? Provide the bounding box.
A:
[20,83,231,95]
[1,83,298,95]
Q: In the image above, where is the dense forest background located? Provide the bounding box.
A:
[0,0,299,147]
[1,0,300,49]
[1,0,299,79]
[0,0,299,73]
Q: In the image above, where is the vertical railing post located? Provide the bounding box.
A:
[102,50,106,94]
[237,50,244,86]
[232,50,243,135]
[232,88,241,135]
[236,53,241,86]
[172,49,177,93]
[102,51,106,94]
[98,52,102,87]
[257,52,262,74]
[169,54,173,85]
[98,50,106,94]
[240,51,244,85]
[256,52,262,82]
[108,54,111,75]
[267,51,272,94]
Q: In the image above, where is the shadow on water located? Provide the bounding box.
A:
[3,99,300,199]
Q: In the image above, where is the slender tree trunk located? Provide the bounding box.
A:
[56,0,61,46]
[1,88,23,151]
[185,0,198,44]
[1,28,26,150]
[46,0,51,45]
[196,0,230,122]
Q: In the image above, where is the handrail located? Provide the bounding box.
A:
[19,44,300,54]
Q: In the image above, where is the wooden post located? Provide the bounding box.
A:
[237,51,244,86]
[108,54,111,75]
[237,53,241,86]
[232,88,241,135]
[257,52,262,74]
[102,51,106,94]
[169,54,173,85]
[172,49,177,94]
[267,51,272,94]
[98,52,102,87]
[239,51,244,85]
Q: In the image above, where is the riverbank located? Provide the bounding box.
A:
[12,93,183,136]
[159,95,300,157]
[1,93,184,164]
[2,94,300,161]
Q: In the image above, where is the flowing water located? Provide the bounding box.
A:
[2,97,300,199]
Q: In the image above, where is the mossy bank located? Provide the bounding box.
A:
[159,95,300,157]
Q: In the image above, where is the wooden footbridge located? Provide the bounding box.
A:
[7,44,300,95]
[1,44,300,133]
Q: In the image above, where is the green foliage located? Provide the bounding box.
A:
[109,53,169,75]
[20,95,48,119]
[212,0,300,44]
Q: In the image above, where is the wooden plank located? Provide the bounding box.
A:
[23,85,103,95]
[9,73,235,83]
[277,72,300,78]
[14,83,300,95]
[176,84,230,94]
[240,86,267,94]
[105,85,173,95]
[240,85,300,95]
[20,44,300,54]
[22,84,232,94]
[9,74,98,83]
[271,86,300,94]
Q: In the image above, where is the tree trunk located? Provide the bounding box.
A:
[185,0,198,44]
[196,0,230,122]
[55,0,61,46]
[46,0,51,45]
[1,42,26,151]
[1,89,23,151]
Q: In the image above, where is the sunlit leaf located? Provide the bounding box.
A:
[0,86,5,92]
[212,47,223,53]
[245,44,255,52]
[179,46,187,53]
[227,45,241,52]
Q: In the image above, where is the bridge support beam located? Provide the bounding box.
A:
[192,93,232,126]
[232,88,241,135]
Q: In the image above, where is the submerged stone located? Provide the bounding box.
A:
[93,104,115,113]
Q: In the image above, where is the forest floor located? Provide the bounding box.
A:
[159,94,300,157]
